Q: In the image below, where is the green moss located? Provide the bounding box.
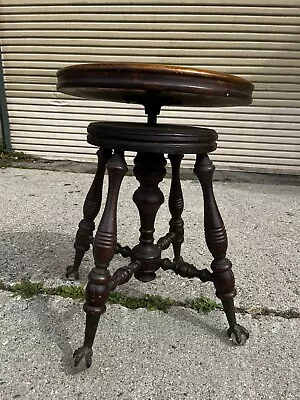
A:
[2,279,299,319]
[2,280,220,314]
[48,285,85,300]
[109,292,174,313]
[11,281,45,298]
[5,281,85,300]
[183,296,221,313]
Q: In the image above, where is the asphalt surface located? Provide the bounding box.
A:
[0,166,299,400]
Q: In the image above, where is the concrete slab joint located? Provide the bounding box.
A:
[0,167,299,400]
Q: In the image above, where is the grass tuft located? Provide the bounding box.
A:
[0,280,220,314]
[109,292,174,313]
[183,296,221,313]
[47,285,85,300]
[11,281,45,298]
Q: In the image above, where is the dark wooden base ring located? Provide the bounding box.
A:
[88,122,217,154]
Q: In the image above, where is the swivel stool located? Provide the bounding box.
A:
[57,63,254,368]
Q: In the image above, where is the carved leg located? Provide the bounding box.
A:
[168,154,184,261]
[132,152,167,282]
[194,154,249,345]
[66,148,112,280]
[73,151,128,368]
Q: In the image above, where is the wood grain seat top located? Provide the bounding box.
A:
[57,63,254,108]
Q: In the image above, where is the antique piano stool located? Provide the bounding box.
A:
[57,63,254,368]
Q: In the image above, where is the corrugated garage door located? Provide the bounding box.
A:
[1,0,300,174]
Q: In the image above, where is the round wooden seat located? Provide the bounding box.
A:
[57,63,253,108]
[56,62,254,369]
[87,122,217,153]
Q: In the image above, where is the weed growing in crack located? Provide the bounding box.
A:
[10,281,45,298]
[183,297,221,313]
[1,280,221,314]
[109,293,174,312]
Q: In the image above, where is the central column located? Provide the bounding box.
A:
[132,152,167,282]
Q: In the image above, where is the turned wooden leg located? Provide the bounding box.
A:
[194,154,249,345]
[73,151,128,368]
[66,148,112,280]
[132,152,167,282]
[168,153,184,261]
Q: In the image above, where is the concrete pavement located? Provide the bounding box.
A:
[0,166,299,399]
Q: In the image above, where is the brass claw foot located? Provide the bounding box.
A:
[73,346,93,368]
[228,324,249,346]
[66,265,79,280]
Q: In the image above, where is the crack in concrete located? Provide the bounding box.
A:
[236,306,300,320]
[0,281,299,319]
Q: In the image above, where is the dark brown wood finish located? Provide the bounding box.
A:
[74,151,127,368]
[193,154,249,344]
[87,122,217,154]
[132,152,167,282]
[57,63,253,108]
[161,258,212,283]
[66,148,112,280]
[168,154,184,261]
[115,242,132,258]
[110,261,141,289]
[56,62,254,368]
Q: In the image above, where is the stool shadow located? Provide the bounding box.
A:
[0,230,90,283]
[29,295,86,375]
[113,286,231,345]
[0,228,232,371]
[0,230,89,374]
[167,306,231,345]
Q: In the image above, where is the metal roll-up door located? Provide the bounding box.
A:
[1,0,300,174]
